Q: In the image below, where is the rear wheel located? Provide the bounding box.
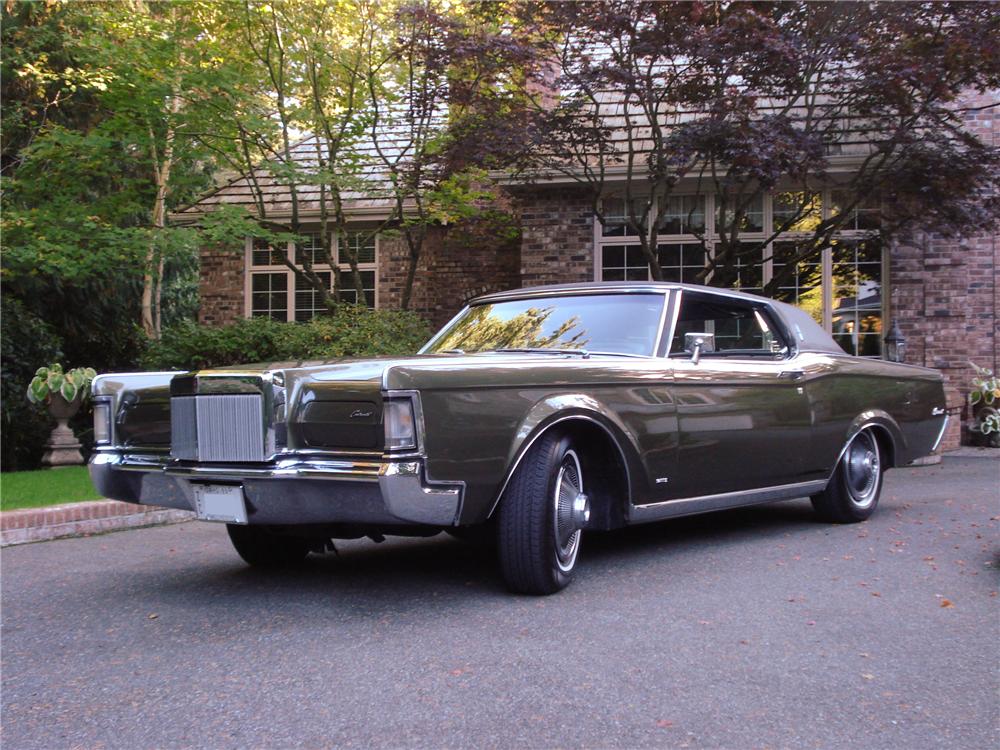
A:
[226,524,312,567]
[497,432,591,595]
[811,429,883,523]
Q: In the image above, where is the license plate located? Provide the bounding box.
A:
[192,484,248,524]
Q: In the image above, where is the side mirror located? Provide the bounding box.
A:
[684,332,716,365]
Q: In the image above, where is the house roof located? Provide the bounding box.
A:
[173,84,882,220]
[171,117,428,221]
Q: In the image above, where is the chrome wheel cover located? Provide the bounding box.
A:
[844,431,880,509]
[553,450,585,572]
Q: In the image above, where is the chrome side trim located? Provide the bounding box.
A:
[486,413,633,519]
[630,479,828,523]
[650,291,671,359]
[930,415,949,453]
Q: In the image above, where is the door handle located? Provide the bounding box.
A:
[778,370,805,380]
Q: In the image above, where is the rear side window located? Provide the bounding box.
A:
[670,293,789,357]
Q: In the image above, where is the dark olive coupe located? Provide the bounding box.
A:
[90,283,947,594]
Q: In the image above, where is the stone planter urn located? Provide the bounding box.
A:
[41,392,84,467]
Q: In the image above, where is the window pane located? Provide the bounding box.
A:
[601,197,642,237]
[773,191,822,233]
[658,195,705,234]
[831,238,883,356]
[716,194,764,234]
[341,231,376,264]
[658,243,707,284]
[671,294,786,355]
[250,273,288,321]
[732,242,763,293]
[295,234,332,267]
[295,272,332,322]
[601,244,649,281]
[340,270,376,308]
[830,190,881,232]
[770,241,824,324]
[426,293,666,357]
[252,238,285,267]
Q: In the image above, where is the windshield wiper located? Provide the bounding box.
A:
[492,347,592,358]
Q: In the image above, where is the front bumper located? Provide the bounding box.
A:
[89,451,464,527]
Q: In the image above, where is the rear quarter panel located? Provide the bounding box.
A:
[801,355,946,477]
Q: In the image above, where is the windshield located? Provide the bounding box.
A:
[422,293,666,357]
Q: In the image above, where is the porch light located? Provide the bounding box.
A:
[884,320,906,363]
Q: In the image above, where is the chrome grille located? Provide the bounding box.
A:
[170,394,266,462]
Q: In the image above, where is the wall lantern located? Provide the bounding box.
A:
[884,320,907,363]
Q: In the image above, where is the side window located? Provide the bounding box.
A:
[670,294,788,357]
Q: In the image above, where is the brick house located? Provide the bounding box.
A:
[174,91,998,452]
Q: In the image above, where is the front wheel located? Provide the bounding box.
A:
[811,429,883,523]
[497,432,591,595]
[226,524,312,567]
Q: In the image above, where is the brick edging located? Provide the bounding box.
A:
[0,500,194,547]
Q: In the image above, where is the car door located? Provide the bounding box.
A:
[664,290,814,499]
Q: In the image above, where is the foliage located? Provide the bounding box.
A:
[0,296,64,471]
[515,2,1000,291]
[142,308,430,371]
[1,0,220,340]
[0,466,101,511]
[968,361,1000,442]
[26,364,97,406]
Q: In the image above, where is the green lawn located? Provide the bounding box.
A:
[0,466,101,511]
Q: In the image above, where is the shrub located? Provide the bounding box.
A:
[142,307,431,371]
[1,296,64,470]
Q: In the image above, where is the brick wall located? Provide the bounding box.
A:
[517,186,595,286]
[889,94,998,450]
[378,225,521,330]
[198,245,244,326]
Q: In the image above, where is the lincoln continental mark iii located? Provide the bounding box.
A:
[90,282,948,594]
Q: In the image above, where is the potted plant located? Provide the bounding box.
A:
[968,362,1000,448]
[26,364,97,466]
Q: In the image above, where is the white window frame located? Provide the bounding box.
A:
[244,231,380,321]
[593,189,888,354]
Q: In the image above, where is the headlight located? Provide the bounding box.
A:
[93,400,112,445]
[384,398,417,450]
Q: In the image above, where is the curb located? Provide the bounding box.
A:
[1,500,194,547]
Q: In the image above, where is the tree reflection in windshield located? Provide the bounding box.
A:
[425,294,665,356]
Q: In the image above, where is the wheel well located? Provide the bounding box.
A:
[866,425,897,469]
[549,419,630,531]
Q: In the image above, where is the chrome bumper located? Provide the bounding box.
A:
[89,451,464,527]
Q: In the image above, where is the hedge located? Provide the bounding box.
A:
[142,306,431,371]
[1,296,65,470]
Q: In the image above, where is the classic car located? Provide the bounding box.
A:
[89,282,948,594]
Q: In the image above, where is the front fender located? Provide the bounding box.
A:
[484,393,644,518]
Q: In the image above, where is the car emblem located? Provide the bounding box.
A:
[350,409,373,419]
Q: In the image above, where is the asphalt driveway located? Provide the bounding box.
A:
[2,456,998,749]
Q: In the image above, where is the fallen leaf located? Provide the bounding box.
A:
[940,599,954,609]
[656,720,675,729]
[871,592,881,597]
[806,620,816,626]
[862,673,875,681]
[147,614,158,620]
